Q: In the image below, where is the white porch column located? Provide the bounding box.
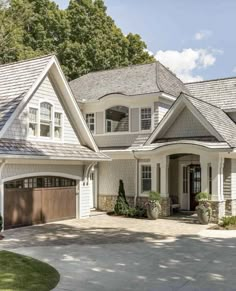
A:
[151,161,157,192]
[160,156,169,198]
[211,157,224,201]
[200,158,208,193]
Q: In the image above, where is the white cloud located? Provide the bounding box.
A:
[154,48,217,82]
[194,30,212,41]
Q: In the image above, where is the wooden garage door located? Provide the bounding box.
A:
[4,176,76,229]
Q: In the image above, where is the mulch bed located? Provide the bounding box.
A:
[0,234,4,240]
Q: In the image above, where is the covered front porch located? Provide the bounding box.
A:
[137,143,235,222]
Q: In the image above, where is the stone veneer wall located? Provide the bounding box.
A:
[98,195,171,217]
[225,199,236,216]
[209,201,225,223]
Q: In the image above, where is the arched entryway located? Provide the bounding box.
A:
[169,154,201,211]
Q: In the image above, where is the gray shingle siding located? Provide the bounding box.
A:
[162,107,211,139]
[223,158,232,200]
[96,112,104,134]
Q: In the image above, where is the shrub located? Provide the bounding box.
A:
[149,191,161,202]
[126,206,147,218]
[114,180,129,215]
[195,192,210,202]
[221,216,236,227]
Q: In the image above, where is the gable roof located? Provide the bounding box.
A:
[0,55,53,131]
[185,77,236,110]
[69,61,190,101]
[146,93,236,148]
[0,55,99,153]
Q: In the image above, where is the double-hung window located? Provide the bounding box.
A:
[141,165,152,193]
[141,108,151,130]
[54,112,62,138]
[86,113,95,133]
[29,108,38,136]
[40,102,52,137]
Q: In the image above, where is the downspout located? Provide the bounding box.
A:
[132,150,139,207]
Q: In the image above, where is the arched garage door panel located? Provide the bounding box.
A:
[4,176,76,229]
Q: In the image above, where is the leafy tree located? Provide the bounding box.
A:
[0,0,155,80]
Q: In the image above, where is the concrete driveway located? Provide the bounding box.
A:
[1,212,236,291]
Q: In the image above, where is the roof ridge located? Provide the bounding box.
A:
[156,60,187,86]
[185,75,236,85]
[155,62,162,91]
[0,54,54,69]
[182,92,222,110]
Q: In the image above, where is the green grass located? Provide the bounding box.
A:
[0,250,60,291]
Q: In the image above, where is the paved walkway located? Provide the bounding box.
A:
[1,213,236,290]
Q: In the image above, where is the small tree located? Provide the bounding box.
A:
[114,180,129,215]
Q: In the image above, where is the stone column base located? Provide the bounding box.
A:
[225,199,236,216]
[209,200,225,223]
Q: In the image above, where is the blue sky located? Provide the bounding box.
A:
[55,0,236,82]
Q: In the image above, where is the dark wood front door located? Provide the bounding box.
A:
[189,165,201,211]
[4,176,76,229]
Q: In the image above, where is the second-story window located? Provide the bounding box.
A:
[105,106,129,132]
[86,113,95,133]
[141,108,152,130]
[29,108,38,136]
[54,112,62,139]
[40,102,52,137]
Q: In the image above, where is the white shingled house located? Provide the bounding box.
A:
[70,62,236,222]
[0,55,109,229]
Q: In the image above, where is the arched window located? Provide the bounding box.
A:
[105,106,129,132]
[40,102,52,137]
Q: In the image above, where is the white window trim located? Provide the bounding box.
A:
[139,162,152,196]
[28,107,39,137]
[139,107,152,132]
[85,113,96,134]
[27,101,64,142]
[104,106,130,134]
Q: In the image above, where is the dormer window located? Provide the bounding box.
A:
[40,102,52,137]
[105,106,129,132]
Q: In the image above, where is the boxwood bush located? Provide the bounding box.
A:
[221,216,236,227]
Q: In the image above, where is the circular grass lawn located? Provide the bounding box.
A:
[0,250,60,291]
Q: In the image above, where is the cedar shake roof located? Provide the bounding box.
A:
[185,77,236,110]
[69,61,190,101]
[0,139,109,161]
[0,55,53,130]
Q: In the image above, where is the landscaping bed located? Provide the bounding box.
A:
[210,216,236,230]
[0,250,60,291]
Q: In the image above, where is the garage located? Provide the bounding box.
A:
[4,176,77,229]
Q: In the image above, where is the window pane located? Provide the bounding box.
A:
[141,108,151,130]
[29,108,37,122]
[29,123,37,136]
[86,113,95,133]
[40,102,52,121]
[141,165,152,192]
[54,126,61,138]
[105,106,129,132]
[40,124,50,137]
[55,112,62,126]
